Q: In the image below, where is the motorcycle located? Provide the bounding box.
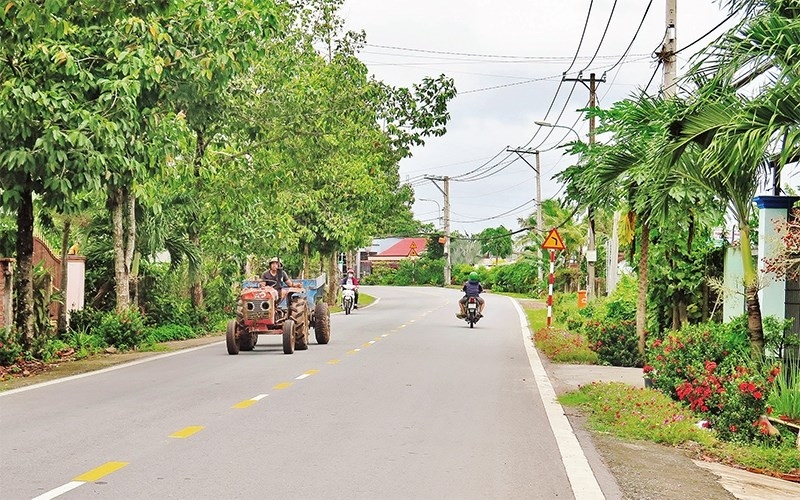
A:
[464,296,480,328]
[341,283,356,315]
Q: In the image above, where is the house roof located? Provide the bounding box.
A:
[377,237,428,258]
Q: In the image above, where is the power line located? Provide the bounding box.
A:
[364,43,646,62]
[579,0,619,73]
[602,0,654,74]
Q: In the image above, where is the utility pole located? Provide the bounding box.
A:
[507,147,543,282]
[662,0,677,97]
[425,175,451,286]
[563,72,604,299]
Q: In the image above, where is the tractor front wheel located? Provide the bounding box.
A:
[313,302,331,344]
[226,320,240,355]
[282,319,296,354]
[239,330,256,351]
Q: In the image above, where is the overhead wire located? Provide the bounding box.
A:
[578,0,618,73]
[402,1,738,232]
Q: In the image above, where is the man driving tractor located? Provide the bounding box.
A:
[261,257,300,298]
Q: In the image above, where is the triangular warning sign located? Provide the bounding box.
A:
[541,228,566,250]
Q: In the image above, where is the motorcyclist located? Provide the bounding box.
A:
[341,268,359,308]
[261,257,299,299]
[457,271,485,318]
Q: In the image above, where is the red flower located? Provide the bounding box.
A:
[643,365,654,373]
[729,425,737,432]
[753,390,763,400]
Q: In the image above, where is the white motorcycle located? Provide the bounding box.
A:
[341,283,356,315]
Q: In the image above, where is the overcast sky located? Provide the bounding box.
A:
[341,0,739,236]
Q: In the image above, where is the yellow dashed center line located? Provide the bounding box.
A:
[327,359,341,364]
[362,342,373,348]
[232,399,257,409]
[347,349,360,354]
[73,461,129,482]
[169,426,204,439]
[233,394,267,409]
[273,382,293,390]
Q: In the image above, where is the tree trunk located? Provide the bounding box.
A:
[739,224,764,362]
[15,187,35,349]
[325,252,338,305]
[677,299,688,327]
[303,241,310,279]
[189,128,207,310]
[111,188,132,310]
[636,219,651,356]
[57,219,71,336]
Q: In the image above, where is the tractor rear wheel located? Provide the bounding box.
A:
[282,319,296,354]
[313,302,331,344]
[226,320,240,355]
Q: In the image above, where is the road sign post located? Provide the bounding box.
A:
[541,228,566,328]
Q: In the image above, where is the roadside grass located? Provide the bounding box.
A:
[559,382,715,446]
[522,290,800,477]
[515,300,799,476]
[533,326,599,364]
[521,305,598,364]
[558,382,800,475]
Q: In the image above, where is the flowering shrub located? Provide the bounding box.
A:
[647,320,778,443]
[0,327,22,366]
[94,309,147,351]
[533,327,598,364]
[584,319,641,367]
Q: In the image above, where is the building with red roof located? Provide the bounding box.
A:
[366,237,428,268]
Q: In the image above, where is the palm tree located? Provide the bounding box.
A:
[667,0,800,360]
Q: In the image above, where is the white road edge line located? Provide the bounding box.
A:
[31,480,84,500]
[1,341,223,397]
[295,374,310,380]
[511,298,605,500]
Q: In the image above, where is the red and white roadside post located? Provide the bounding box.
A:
[541,228,566,328]
[547,250,555,327]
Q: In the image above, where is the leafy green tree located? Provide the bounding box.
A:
[0,1,165,344]
[478,226,513,265]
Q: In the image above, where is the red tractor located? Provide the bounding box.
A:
[226,275,330,355]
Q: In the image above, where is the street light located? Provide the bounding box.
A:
[418,198,442,227]
[534,121,581,142]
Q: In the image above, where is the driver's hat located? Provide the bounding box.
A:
[268,256,280,265]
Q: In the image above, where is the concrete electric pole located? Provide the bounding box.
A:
[426,175,451,286]
[563,72,604,298]
[507,147,543,282]
[662,0,677,97]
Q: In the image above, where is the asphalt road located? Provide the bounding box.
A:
[1,286,606,500]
